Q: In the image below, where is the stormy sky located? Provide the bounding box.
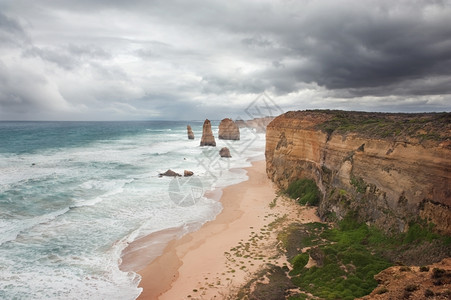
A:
[1,0,450,121]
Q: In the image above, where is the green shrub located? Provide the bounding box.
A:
[420,266,430,272]
[424,289,434,297]
[273,209,451,300]
[288,219,392,299]
[314,110,450,141]
[290,252,310,276]
[350,175,367,193]
[375,287,388,294]
[286,179,320,206]
[405,284,419,292]
[275,210,450,300]
[432,268,446,279]
[404,222,438,244]
[288,294,308,300]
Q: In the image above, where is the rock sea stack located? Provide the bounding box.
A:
[218,118,240,140]
[200,119,216,146]
[187,125,194,139]
[219,147,231,158]
[159,169,181,177]
[184,170,194,177]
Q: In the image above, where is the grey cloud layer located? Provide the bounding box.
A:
[0,0,450,120]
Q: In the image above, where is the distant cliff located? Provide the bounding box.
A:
[265,110,451,234]
[236,117,274,133]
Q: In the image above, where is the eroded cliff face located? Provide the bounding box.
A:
[266,111,451,234]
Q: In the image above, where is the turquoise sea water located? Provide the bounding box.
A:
[0,121,265,299]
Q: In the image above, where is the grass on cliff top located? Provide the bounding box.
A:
[312,110,450,141]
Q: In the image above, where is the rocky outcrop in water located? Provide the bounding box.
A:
[200,119,216,146]
[265,110,451,234]
[219,147,231,158]
[218,118,240,140]
[159,170,182,177]
[184,170,194,177]
[187,125,194,140]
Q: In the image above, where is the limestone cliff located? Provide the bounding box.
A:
[266,110,451,234]
[236,116,274,133]
[218,118,240,140]
[200,119,216,146]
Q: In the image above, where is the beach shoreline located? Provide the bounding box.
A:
[125,160,319,299]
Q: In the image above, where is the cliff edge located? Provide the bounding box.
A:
[265,110,451,234]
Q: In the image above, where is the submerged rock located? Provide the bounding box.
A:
[200,119,216,146]
[218,118,240,140]
[184,170,194,177]
[187,125,194,139]
[219,147,231,158]
[159,169,182,177]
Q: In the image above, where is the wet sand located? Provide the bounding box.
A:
[123,160,319,299]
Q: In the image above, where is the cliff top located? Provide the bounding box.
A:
[270,110,451,143]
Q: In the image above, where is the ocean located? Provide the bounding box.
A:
[0,121,266,299]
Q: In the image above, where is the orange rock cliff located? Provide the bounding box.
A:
[265,111,451,234]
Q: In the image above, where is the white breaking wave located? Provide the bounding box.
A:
[0,121,266,300]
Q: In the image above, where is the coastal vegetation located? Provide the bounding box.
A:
[286,179,320,206]
[240,206,450,299]
[287,217,393,299]
[313,110,451,141]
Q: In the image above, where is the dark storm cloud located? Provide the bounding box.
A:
[281,7,451,92]
[0,0,450,120]
[0,11,29,47]
[23,44,112,70]
[138,0,451,99]
[226,0,451,97]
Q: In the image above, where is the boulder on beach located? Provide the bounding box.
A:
[184,170,194,177]
[187,125,194,140]
[218,118,240,140]
[200,119,216,146]
[219,147,231,158]
[159,169,182,177]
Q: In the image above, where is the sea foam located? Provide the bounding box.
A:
[0,120,265,299]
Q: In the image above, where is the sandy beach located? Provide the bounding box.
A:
[123,160,320,299]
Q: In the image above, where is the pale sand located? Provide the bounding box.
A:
[127,160,320,299]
